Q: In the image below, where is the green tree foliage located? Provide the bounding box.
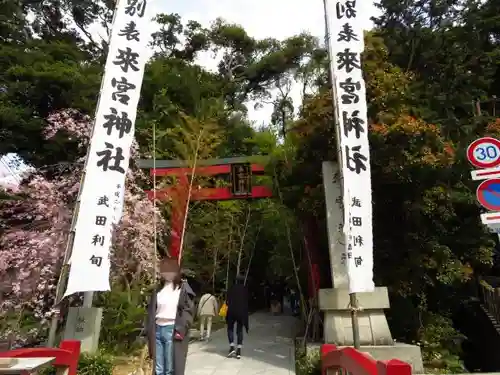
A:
[275,16,500,370]
[4,1,499,370]
[0,4,316,349]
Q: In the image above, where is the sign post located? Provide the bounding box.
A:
[468,137,500,242]
[467,137,500,169]
[476,178,500,211]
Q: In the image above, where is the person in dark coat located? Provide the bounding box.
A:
[145,258,195,375]
[226,274,249,359]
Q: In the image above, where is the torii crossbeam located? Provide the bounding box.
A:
[138,156,273,259]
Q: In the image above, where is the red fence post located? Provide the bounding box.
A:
[377,359,412,375]
[321,344,339,375]
[57,340,80,375]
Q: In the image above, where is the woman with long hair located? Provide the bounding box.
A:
[145,258,195,375]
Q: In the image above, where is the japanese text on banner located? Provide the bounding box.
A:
[64,0,151,298]
[327,0,374,293]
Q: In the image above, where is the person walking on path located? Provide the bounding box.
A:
[145,258,196,375]
[226,275,249,359]
[197,291,218,341]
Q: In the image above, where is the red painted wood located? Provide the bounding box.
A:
[151,164,265,177]
[377,360,412,375]
[170,197,187,259]
[303,219,321,298]
[146,165,271,260]
[321,344,412,375]
[146,186,273,201]
[321,344,376,375]
[0,340,80,375]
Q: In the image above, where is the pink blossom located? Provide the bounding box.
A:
[0,109,166,341]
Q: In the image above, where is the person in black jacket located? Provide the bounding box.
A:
[226,275,248,359]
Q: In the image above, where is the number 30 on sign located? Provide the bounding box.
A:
[467,137,500,169]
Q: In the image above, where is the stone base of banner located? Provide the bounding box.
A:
[63,307,103,353]
[318,287,393,345]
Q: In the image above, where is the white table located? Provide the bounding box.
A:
[0,357,57,374]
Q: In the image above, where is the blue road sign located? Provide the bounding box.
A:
[477,178,500,211]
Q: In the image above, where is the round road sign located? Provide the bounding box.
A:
[477,178,500,211]
[467,137,500,169]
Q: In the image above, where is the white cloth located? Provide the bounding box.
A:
[197,293,218,317]
[199,315,213,338]
[156,282,181,326]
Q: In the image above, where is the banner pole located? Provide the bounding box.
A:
[322,0,361,349]
[47,0,123,347]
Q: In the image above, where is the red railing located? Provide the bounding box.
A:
[321,344,412,375]
[0,340,80,375]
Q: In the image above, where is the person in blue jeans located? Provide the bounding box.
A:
[155,324,175,375]
[146,258,195,375]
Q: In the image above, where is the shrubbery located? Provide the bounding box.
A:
[295,347,321,375]
[97,283,150,354]
[39,351,113,375]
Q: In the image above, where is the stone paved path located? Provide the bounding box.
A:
[186,313,298,375]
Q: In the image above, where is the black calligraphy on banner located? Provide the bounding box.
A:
[354,256,363,267]
[103,108,132,138]
[125,0,146,18]
[118,21,140,42]
[97,195,109,207]
[342,110,365,138]
[96,142,126,174]
[95,216,107,226]
[335,0,357,19]
[338,23,358,42]
[351,197,361,207]
[113,47,139,73]
[113,184,122,220]
[353,235,363,246]
[351,217,362,226]
[92,234,105,246]
[339,78,361,104]
[336,49,361,73]
[90,255,103,267]
[345,145,367,174]
[111,77,136,106]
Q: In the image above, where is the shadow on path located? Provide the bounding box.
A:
[186,312,298,375]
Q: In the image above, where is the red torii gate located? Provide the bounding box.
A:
[138,156,273,259]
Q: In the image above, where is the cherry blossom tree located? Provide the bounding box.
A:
[0,109,166,339]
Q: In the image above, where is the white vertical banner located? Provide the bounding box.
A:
[64,0,152,298]
[326,0,375,293]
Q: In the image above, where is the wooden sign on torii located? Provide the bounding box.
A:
[137,156,273,259]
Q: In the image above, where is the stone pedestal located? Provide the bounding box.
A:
[319,287,393,346]
[321,161,424,372]
[63,307,103,353]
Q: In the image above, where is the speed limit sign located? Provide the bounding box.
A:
[467,137,500,169]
